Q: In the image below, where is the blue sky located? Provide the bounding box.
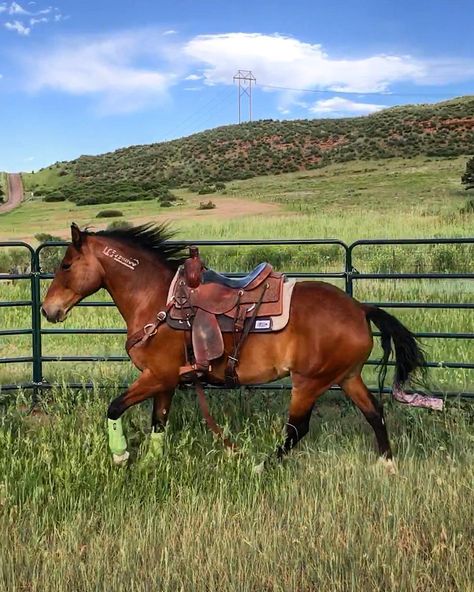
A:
[1,0,473,171]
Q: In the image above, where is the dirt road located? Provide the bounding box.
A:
[0,174,24,214]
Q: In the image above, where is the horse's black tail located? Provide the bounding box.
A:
[365,306,427,395]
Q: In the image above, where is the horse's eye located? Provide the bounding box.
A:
[61,262,72,270]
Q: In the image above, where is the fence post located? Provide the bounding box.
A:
[345,245,353,297]
[31,248,43,402]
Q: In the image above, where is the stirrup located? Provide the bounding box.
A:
[179,363,210,381]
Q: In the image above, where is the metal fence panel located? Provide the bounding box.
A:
[0,238,472,398]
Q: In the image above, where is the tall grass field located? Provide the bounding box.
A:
[0,156,473,591]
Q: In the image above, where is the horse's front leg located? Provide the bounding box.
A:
[107,369,170,465]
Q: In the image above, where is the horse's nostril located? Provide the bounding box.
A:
[40,306,47,318]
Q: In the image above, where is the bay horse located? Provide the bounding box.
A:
[41,223,427,470]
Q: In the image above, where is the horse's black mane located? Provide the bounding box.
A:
[87,223,188,270]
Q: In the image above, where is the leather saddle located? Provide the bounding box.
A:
[167,246,285,383]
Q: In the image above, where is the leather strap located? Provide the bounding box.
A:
[225,283,269,387]
[125,305,171,355]
[194,376,236,449]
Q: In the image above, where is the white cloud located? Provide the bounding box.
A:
[184,73,202,80]
[1,2,64,34]
[5,19,30,34]
[29,15,47,25]
[309,97,386,116]
[163,29,176,36]
[9,1,28,14]
[184,33,426,94]
[25,31,181,112]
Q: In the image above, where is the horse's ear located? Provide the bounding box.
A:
[71,223,82,249]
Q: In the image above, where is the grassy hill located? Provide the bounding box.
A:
[22,96,474,205]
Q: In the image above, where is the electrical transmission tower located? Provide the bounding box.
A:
[233,70,256,123]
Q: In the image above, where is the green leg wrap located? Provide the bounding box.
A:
[144,431,165,461]
[108,418,127,455]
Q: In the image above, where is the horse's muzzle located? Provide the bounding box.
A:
[41,305,66,323]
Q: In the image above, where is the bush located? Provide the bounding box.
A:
[34,233,65,272]
[43,194,66,202]
[197,200,216,210]
[106,220,132,230]
[0,248,31,273]
[160,200,173,207]
[214,182,226,190]
[96,210,123,218]
[34,233,62,243]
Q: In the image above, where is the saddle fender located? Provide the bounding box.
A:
[192,308,225,365]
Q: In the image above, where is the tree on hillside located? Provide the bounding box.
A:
[461,157,474,190]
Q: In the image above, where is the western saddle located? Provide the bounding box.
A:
[167,246,285,385]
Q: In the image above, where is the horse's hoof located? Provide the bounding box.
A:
[253,460,266,475]
[113,450,130,466]
[378,457,397,475]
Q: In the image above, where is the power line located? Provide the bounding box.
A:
[259,83,462,99]
[160,86,235,141]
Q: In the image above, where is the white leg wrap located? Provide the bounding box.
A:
[377,457,397,475]
[113,450,130,466]
[253,461,266,475]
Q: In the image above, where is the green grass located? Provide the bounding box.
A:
[0,388,472,591]
[224,156,469,214]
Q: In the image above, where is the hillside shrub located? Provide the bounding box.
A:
[34,233,65,271]
[0,248,31,273]
[96,210,123,218]
[43,194,66,202]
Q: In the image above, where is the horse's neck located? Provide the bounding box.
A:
[99,246,175,335]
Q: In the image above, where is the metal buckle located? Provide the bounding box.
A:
[143,323,157,337]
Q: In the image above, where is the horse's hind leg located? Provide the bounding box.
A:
[340,374,393,463]
[276,374,329,460]
[145,390,175,461]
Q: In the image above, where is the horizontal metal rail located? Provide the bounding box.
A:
[364,301,474,309]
